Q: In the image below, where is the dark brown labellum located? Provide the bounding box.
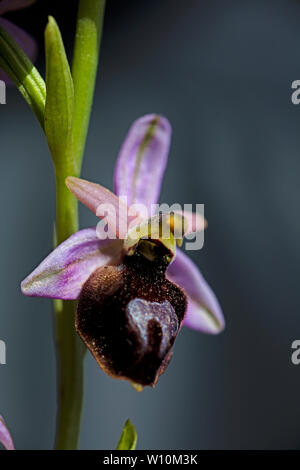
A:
[76,251,187,387]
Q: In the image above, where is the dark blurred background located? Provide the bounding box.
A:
[0,0,300,449]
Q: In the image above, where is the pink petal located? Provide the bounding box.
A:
[167,249,225,334]
[0,416,14,450]
[21,228,123,300]
[66,177,139,238]
[0,18,37,84]
[114,114,171,214]
[0,0,36,14]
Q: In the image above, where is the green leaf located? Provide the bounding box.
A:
[0,23,46,127]
[44,16,76,174]
[116,420,138,450]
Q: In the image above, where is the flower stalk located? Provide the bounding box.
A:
[48,1,106,449]
[53,172,85,450]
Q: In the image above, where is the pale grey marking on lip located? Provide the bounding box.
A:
[126,298,178,356]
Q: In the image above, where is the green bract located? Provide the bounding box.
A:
[116,420,138,451]
[44,16,75,173]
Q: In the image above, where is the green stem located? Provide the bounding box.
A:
[52,1,106,449]
[72,0,106,169]
[53,172,86,450]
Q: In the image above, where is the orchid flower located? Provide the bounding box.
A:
[21,114,225,388]
[0,0,37,83]
[0,416,14,450]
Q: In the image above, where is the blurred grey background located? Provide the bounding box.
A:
[1,0,300,449]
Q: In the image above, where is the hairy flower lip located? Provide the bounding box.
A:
[76,252,187,387]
